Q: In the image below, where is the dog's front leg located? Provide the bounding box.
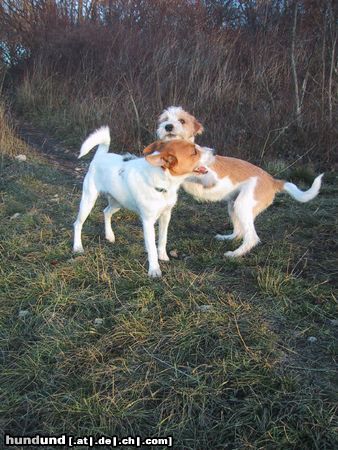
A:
[158,208,172,261]
[142,218,162,278]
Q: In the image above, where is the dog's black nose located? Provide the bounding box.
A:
[165,124,174,132]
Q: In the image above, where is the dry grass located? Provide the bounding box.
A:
[0,100,28,157]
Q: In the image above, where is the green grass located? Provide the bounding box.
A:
[0,129,337,449]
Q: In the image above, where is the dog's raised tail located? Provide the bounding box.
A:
[275,173,323,203]
[78,126,110,159]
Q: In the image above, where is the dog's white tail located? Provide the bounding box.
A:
[282,173,324,203]
[78,126,110,159]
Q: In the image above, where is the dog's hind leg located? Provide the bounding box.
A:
[224,180,260,257]
[215,200,243,241]
[73,181,98,253]
[104,196,121,243]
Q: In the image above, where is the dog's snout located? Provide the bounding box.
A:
[165,124,174,132]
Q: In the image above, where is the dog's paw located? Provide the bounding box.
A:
[148,267,162,278]
[105,233,115,243]
[73,246,84,254]
[158,251,170,261]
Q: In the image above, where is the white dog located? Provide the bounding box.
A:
[73,127,214,277]
[156,107,323,257]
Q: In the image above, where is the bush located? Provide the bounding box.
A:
[1,0,337,167]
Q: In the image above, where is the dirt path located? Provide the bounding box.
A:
[15,119,86,179]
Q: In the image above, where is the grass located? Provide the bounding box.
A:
[0,113,337,449]
[0,100,28,158]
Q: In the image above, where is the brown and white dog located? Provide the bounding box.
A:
[156,106,323,257]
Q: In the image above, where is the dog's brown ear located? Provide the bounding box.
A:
[162,153,177,169]
[145,152,177,169]
[193,119,204,136]
[143,141,166,155]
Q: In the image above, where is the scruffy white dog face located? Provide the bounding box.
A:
[157,106,204,142]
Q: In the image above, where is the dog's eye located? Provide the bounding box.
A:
[179,119,185,124]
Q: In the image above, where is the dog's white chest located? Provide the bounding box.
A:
[183,176,236,202]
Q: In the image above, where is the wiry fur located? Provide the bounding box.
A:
[157,106,204,142]
[157,107,324,257]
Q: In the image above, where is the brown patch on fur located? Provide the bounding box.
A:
[211,156,285,216]
[178,110,204,136]
[253,178,279,217]
[143,141,166,155]
[211,156,270,182]
[145,140,203,176]
[177,110,200,138]
[193,118,204,135]
[273,179,285,192]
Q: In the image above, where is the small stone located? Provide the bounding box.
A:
[75,167,82,172]
[197,305,214,312]
[307,336,317,344]
[169,249,179,258]
[94,318,103,327]
[15,154,27,162]
[10,213,21,220]
[329,319,338,326]
[18,310,29,318]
